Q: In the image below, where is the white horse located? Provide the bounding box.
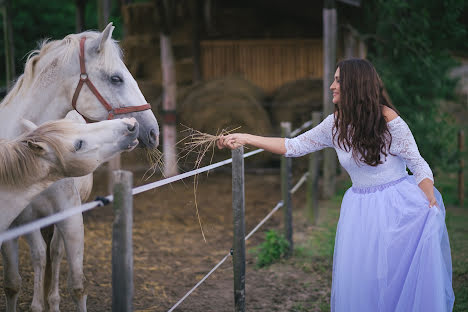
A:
[0,23,159,312]
[0,113,139,234]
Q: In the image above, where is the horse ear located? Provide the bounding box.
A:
[20,119,38,133]
[26,141,48,155]
[65,110,86,124]
[96,22,115,53]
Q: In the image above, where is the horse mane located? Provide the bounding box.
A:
[0,120,77,186]
[0,31,123,108]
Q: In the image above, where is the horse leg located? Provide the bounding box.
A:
[55,213,87,312]
[24,230,48,312]
[1,239,22,312]
[46,227,64,312]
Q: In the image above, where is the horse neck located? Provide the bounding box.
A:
[0,139,56,230]
[0,77,72,140]
[0,182,52,232]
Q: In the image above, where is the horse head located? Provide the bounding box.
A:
[14,111,140,183]
[64,23,159,148]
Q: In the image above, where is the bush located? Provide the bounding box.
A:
[252,229,290,268]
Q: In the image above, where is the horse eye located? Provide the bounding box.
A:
[110,75,123,84]
[74,140,84,151]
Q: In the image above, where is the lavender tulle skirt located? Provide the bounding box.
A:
[331,175,455,312]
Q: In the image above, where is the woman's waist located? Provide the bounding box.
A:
[350,173,410,193]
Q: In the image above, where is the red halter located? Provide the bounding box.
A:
[71,37,151,122]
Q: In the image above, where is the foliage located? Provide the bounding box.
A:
[445,208,468,311]
[252,229,290,268]
[357,0,467,171]
[0,0,126,86]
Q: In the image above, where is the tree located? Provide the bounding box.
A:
[75,0,87,32]
[357,0,467,171]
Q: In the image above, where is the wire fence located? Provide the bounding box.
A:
[0,119,317,312]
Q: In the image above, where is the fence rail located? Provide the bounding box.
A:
[0,119,319,312]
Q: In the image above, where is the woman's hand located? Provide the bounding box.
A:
[418,178,439,209]
[217,133,287,154]
[217,134,250,150]
[427,195,438,209]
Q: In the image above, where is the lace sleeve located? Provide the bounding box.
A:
[284,114,334,157]
[388,117,434,184]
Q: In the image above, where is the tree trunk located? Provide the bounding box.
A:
[98,0,111,30]
[191,0,202,83]
[75,0,86,33]
[1,0,15,90]
[160,33,178,177]
[322,0,337,198]
[119,0,133,37]
[203,0,214,35]
[344,29,356,59]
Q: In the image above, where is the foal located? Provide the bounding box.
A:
[0,116,139,235]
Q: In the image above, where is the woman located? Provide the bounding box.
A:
[217,59,454,311]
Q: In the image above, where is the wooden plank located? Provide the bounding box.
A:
[112,170,134,312]
[200,39,323,92]
[232,147,246,312]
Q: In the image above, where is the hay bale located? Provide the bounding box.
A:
[176,76,273,167]
[177,76,268,133]
[270,78,323,133]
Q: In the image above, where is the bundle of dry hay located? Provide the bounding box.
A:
[270,78,323,132]
[176,75,273,167]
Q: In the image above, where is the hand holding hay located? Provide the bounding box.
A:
[179,125,242,166]
[216,133,250,150]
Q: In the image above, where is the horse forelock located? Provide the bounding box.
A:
[0,31,123,108]
[0,120,77,186]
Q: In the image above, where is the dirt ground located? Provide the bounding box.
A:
[0,166,334,312]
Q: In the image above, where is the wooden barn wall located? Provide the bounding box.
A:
[201,39,323,92]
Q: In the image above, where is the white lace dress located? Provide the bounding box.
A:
[285,114,454,312]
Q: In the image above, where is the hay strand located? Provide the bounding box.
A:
[178,125,241,243]
[142,148,165,181]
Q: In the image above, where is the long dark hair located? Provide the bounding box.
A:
[333,59,399,166]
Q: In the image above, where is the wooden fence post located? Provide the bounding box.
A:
[108,155,122,195]
[232,147,246,312]
[112,170,133,312]
[459,130,465,208]
[281,122,293,257]
[307,113,321,224]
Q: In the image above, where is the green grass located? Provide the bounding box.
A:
[250,229,290,268]
[446,208,468,311]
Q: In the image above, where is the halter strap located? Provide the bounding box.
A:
[71,36,151,122]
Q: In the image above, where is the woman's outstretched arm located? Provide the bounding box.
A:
[217,133,286,155]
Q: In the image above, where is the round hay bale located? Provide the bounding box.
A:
[270,78,323,133]
[176,76,273,167]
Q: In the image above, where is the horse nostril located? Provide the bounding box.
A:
[127,123,136,132]
[149,128,159,146]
